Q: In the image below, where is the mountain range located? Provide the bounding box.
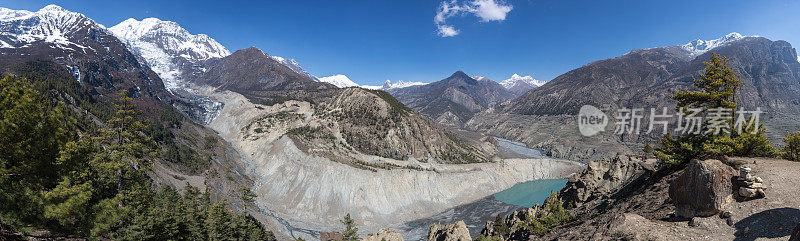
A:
[467,32,800,160]
[109,17,231,92]
[3,4,800,240]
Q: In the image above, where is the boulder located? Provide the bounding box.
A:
[561,155,657,207]
[362,228,404,241]
[669,159,736,218]
[428,221,472,241]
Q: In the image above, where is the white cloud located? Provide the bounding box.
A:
[471,0,512,22]
[433,0,513,37]
[437,25,460,37]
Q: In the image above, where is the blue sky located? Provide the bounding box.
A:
[4,0,800,86]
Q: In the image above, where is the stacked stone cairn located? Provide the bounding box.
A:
[735,166,765,199]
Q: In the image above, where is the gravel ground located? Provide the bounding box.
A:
[608,157,800,241]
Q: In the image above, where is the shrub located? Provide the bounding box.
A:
[703,123,779,158]
[782,131,800,162]
[521,193,572,236]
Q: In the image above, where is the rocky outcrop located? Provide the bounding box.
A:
[362,228,404,241]
[561,155,658,207]
[669,159,736,218]
[480,194,568,240]
[428,221,472,241]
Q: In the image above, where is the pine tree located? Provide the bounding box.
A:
[237,186,257,207]
[0,74,75,226]
[656,53,778,164]
[671,53,741,112]
[340,213,359,241]
[93,90,153,194]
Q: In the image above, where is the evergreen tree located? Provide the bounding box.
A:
[0,74,74,227]
[0,74,276,240]
[672,53,741,111]
[655,53,777,164]
[237,186,258,207]
[340,213,360,241]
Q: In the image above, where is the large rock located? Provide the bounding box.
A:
[561,156,658,207]
[669,159,736,218]
[428,221,472,241]
[362,228,403,241]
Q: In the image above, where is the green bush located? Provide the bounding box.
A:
[782,131,800,162]
[704,123,779,158]
[475,234,504,241]
[521,193,572,236]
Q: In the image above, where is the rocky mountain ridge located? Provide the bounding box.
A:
[388,70,516,126]
[468,33,800,160]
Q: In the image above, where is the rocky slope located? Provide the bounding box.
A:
[388,71,516,126]
[194,47,334,92]
[203,88,585,238]
[0,5,182,119]
[270,56,319,81]
[0,5,292,239]
[476,155,800,241]
[467,33,800,160]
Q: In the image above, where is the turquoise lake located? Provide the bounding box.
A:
[493,179,568,207]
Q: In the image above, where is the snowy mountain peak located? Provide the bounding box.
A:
[109,17,230,60]
[319,74,359,88]
[0,8,32,20]
[0,5,96,49]
[681,32,752,56]
[472,76,489,81]
[500,74,544,89]
[40,4,66,12]
[382,80,427,89]
[109,17,231,92]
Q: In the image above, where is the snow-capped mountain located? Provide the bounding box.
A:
[0,5,182,111]
[109,18,230,92]
[318,74,359,88]
[110,18,229,60]
[271,56,318,80]
[499,74,545,89]
[681,32,752,56]
[0,5,100,50]
[381,80,427,89]
[493,74,545,97]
